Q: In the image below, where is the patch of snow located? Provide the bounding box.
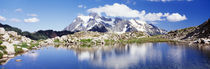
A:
[129,19,146,32]
[78,15,93,27]
[116,25,127,34]
[103,19,115,27]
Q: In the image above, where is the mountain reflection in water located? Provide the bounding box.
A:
[1,42,210,69]
[72,43,210,69]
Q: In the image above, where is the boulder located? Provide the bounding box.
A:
[2,33,10,40]
[8,55,15,58]
[0,27,5,35]
[22,48,28,52]
[11,41,21,45]
[21,36,31,43]
[3,55,8,58]
[45,39,54,44]
[1,42,15,54]
[15,59,22,62]
[7,31,18,37]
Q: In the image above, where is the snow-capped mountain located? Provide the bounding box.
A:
[64,13,167,35]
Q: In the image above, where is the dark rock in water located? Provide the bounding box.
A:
[15,59,22,62]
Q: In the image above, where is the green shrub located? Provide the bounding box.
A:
[30,42,39,47]
[120,37,174,43]
[20,43,28,48]
[3,50,7,54]
[80,39,92,43]
[54,39,60,43]
[0,52,3,59]
[14,46,24,54]
[0,40,3,45]
[0,45,6,50]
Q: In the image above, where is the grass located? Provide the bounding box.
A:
[20,43,28,48]
[0,52,3,59]
[14,46,24,55]
[54,39,60,43]
[104,39,115,45]
[0,40,3,45]
[81,44,91,47]
[80,39,94,47]
[0,45,6,50]
[80,39,92,43]
[0,45,7,54]
[28,42,39,49]
[119,37,175,43]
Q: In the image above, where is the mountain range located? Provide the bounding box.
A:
[0,23,74,40]
[64,13,167,35]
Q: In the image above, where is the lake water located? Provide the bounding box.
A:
[1,42,210,69]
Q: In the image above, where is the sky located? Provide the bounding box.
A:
[0,0,209,32]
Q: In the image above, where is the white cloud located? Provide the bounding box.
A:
[147,0,193,2]
[10,18,22,22]
[78,5,87,9]
[87,3,187,22]
[27,14,38,17]
[166,13,187,22]
[24,17,40,23]
[15,8,23,12]
[88,3,144,18]
[140,13,164,21]
[0,16,6,21]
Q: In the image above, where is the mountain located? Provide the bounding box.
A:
[165,19,210,41]
[0,23,74,40]
[64,13,167,35]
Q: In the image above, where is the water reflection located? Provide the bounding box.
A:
[2,43,210,69]
[24,52,39,61]
[72,43,189,69]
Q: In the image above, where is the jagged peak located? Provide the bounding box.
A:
[88,13,101,19]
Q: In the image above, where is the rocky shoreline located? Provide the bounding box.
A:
[0,27,150,64]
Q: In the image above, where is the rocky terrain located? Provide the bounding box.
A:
[0,26,155,64]
[39,31,149,48]
[164,19,210,44]
[64,13,167,35]
[0,27,40,64]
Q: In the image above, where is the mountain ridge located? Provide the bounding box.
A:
[0,23,74,40]
[64,13,167,35]
[164,18,210,41]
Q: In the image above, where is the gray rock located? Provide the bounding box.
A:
[0,27,5,34]
[1,42,15,54]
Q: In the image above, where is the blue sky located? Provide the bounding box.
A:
[0,0,209,32]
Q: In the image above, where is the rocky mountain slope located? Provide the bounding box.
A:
[164,19,210,42]
[64,13,167,35]
[0,23,74,40]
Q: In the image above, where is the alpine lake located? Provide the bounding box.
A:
[1,42,210,69]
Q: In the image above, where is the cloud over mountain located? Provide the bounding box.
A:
[88,3,143,18]
[88,3,187,22]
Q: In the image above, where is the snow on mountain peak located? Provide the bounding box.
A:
[64,14,167,35]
